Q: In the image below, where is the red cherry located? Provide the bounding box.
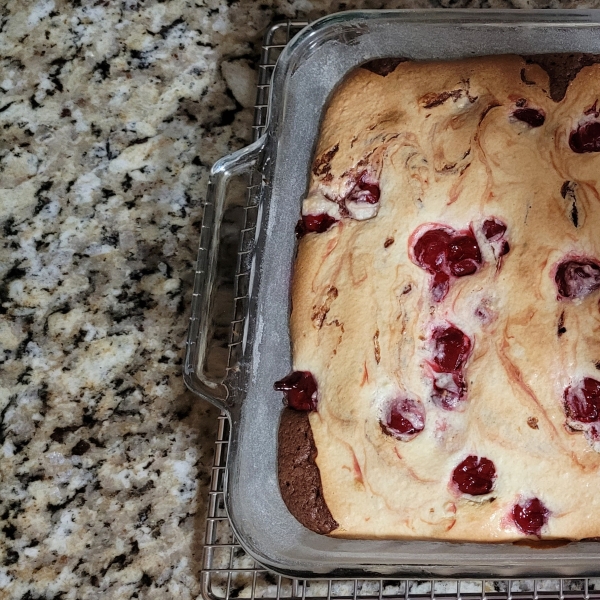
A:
[432,326,472,373]
[512,107,545,128]
[555,259,600,300]
[274,371,318,411]
[452,455,496,495]
[482,218,510,261]
[347,171,380,205]
[447,235,481,277]
[482,218,507,241]
[512,498,549,536]
[564,378,600,423]
[429,326,472,410]
[295,214,338,238]
[380,397,425,441]
[413,229,452,274]
[570,121,600,153]
[411,226,482,301]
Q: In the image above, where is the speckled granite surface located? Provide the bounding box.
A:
[2,0,600,598]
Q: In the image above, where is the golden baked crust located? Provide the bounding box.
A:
[289,55,600,541]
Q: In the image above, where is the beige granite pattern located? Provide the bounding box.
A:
[2,0,600,598]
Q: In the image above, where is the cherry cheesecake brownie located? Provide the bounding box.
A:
[276,54,600,541]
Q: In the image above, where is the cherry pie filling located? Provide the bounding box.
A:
[274,371,319,412]
[380,397,425,441]
[452,455,496,496]
[482,217,510,259]
[512,106,545,128]
[429,325,472,410]
[296,213,338,238]
[570,120,600,154]
[564,378,600,424]
[555,259,600,300]
[297,169,381,237]
[411,226,483,302]
[512,498,549,536]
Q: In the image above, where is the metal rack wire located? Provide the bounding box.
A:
[201,21,600,600]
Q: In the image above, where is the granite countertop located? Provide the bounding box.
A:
[0,0,594,598]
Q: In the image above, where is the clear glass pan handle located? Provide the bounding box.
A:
[184,137,265,412]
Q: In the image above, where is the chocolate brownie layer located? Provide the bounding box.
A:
[361,58,408,77]
[524,54,600,102]
[278,408,338,535]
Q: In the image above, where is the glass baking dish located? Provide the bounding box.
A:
[185,9,600,580]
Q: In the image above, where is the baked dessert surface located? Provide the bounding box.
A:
[280,54,600,541]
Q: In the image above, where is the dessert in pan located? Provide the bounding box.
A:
[275,54,600,542]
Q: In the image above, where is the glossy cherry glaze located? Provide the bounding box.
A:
[555,259,600,300]
[274,371,318,411]
[412,226,482,301]
[452,455,496,496]
[295,213,338,238]
[512,107,545,128]
[380,397,425,441]
[564,377,600,423]
[570,121,600,153]
[512,498,549,536]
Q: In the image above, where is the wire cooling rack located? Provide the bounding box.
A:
[201,21,600,600]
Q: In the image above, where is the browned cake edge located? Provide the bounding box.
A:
[277,53,600,537]
[277,408,338,535]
